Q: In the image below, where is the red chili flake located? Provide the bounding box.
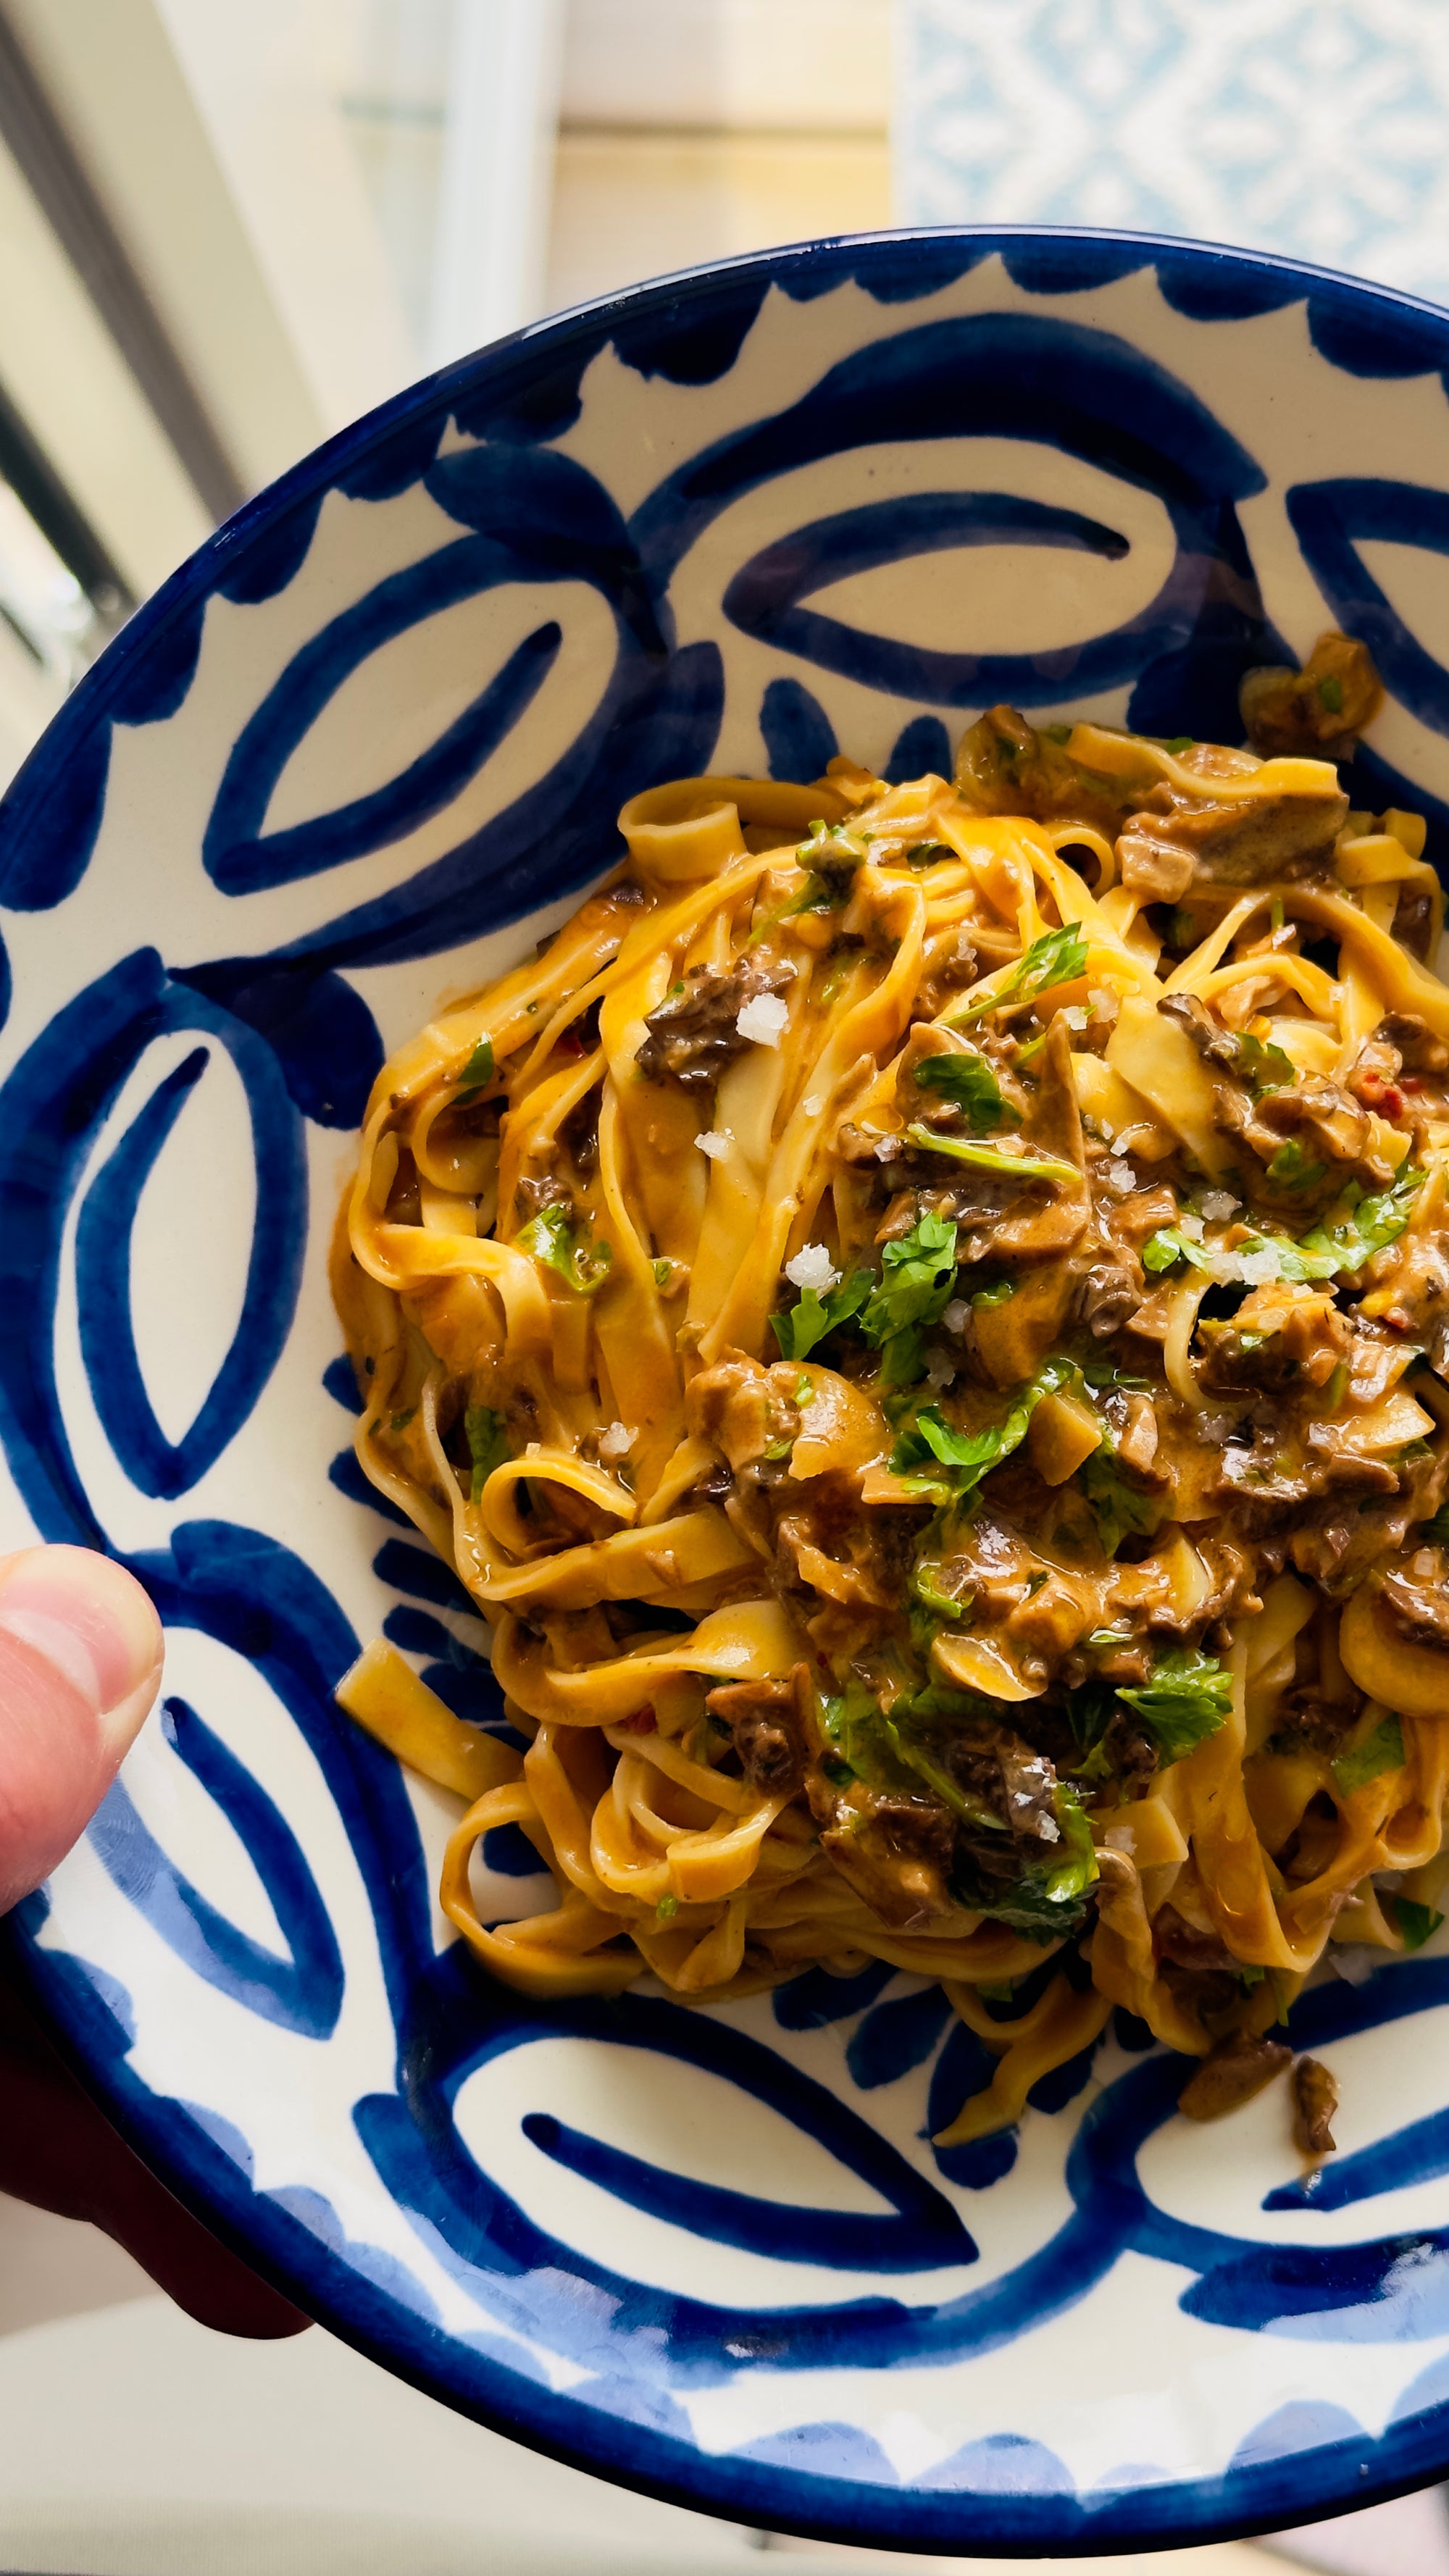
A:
[1402,1076,1425,1094]
[555,1028,585,1058]
[624,1703,656,1732]
[1381,1085,1406,1120]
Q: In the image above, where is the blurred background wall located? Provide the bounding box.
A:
[0,0,1446,789]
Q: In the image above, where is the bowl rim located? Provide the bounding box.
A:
[8,214,1449,837]
[8,220,1449,2554]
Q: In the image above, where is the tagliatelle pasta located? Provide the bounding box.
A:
[334,634,1449,2151]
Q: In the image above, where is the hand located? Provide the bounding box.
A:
[0,1544,309,2336]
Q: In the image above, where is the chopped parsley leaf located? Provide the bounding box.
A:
[1293,1167,1424,1277]
[914,1048,1019,1134]
[1232,1029,1295,1095]
[1392,1894,1443,1952]
[951,1782,1099,1936]
[890,1360,1070,1496]
[1143,1224,1216,1274]
[1332,1714,1406,1797]
[911,1560,971,1624]
[1216,1167,1424,1290]
[859,1210,959,1383]
[456,1035,494,1095]
[903,1123,1080,1185]
[1077,1355,1153,1391]
[1078,1443,1162,1557]
[1266,1138,1327,1194]
[1118,1647,1233,1764]
[950,922,1089,1026]
[518,1204,613,1295]
[771,1266,872,1363]
[464,1405,509,1503]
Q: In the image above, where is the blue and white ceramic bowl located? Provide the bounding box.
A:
[9,228,1449,2557]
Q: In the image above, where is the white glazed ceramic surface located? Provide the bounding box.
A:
[6,233,1449,2557]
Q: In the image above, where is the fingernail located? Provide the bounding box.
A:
[0,1547,163,1755]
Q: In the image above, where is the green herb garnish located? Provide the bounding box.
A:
[1266,1138,1327,1194]
[903,1123,1080,1185]
[795,818,866,875]
[1219,1167,1424,1289]
[913,1049,1019,1134]
[1291,1167,1424,1279]
[771,1266,873,1363]
[951,1782,1100,1937]
[1077,1443,1162,1558]
[911,1561,970,1623]
[1392,1894,1444,1952]
[949,923,1089,1026]
[1232,1029,1294,1095]
[456,1035,494,1095]
[1118,1646,1233,1765]
[1077,1355,1153,1391]
[1142,1224,1216,1274]
[889,1360,1070,1497]
[859,1210,959,1384]
[464,1404,510,1502]
[518,1204,614,1295]
[1332,1713,1406,1797]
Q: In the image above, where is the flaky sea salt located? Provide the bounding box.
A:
[943,1297,971,1337]
[736,992,789,1047]
[1103,1824,1134,1852]
[1177,1211,1206,1239]
[1329,1947,1378,1986]
[803,1094,824,1116]
[1198,1412,1236,1444]
[1088,987,1118,1016]
[695,1129,732,1161]
[1200,1190,1240,1221]
[1061,1005,1089,1029]
[1101,1158,1136,1194]
[597,1422,635,1460]
[785,1242,840,1293]
[924,1346,956,1391]
[1232,1245,1280,1285]
[1037,1815,1061,1844]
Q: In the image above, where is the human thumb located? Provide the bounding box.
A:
[0,1546,163,1913]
